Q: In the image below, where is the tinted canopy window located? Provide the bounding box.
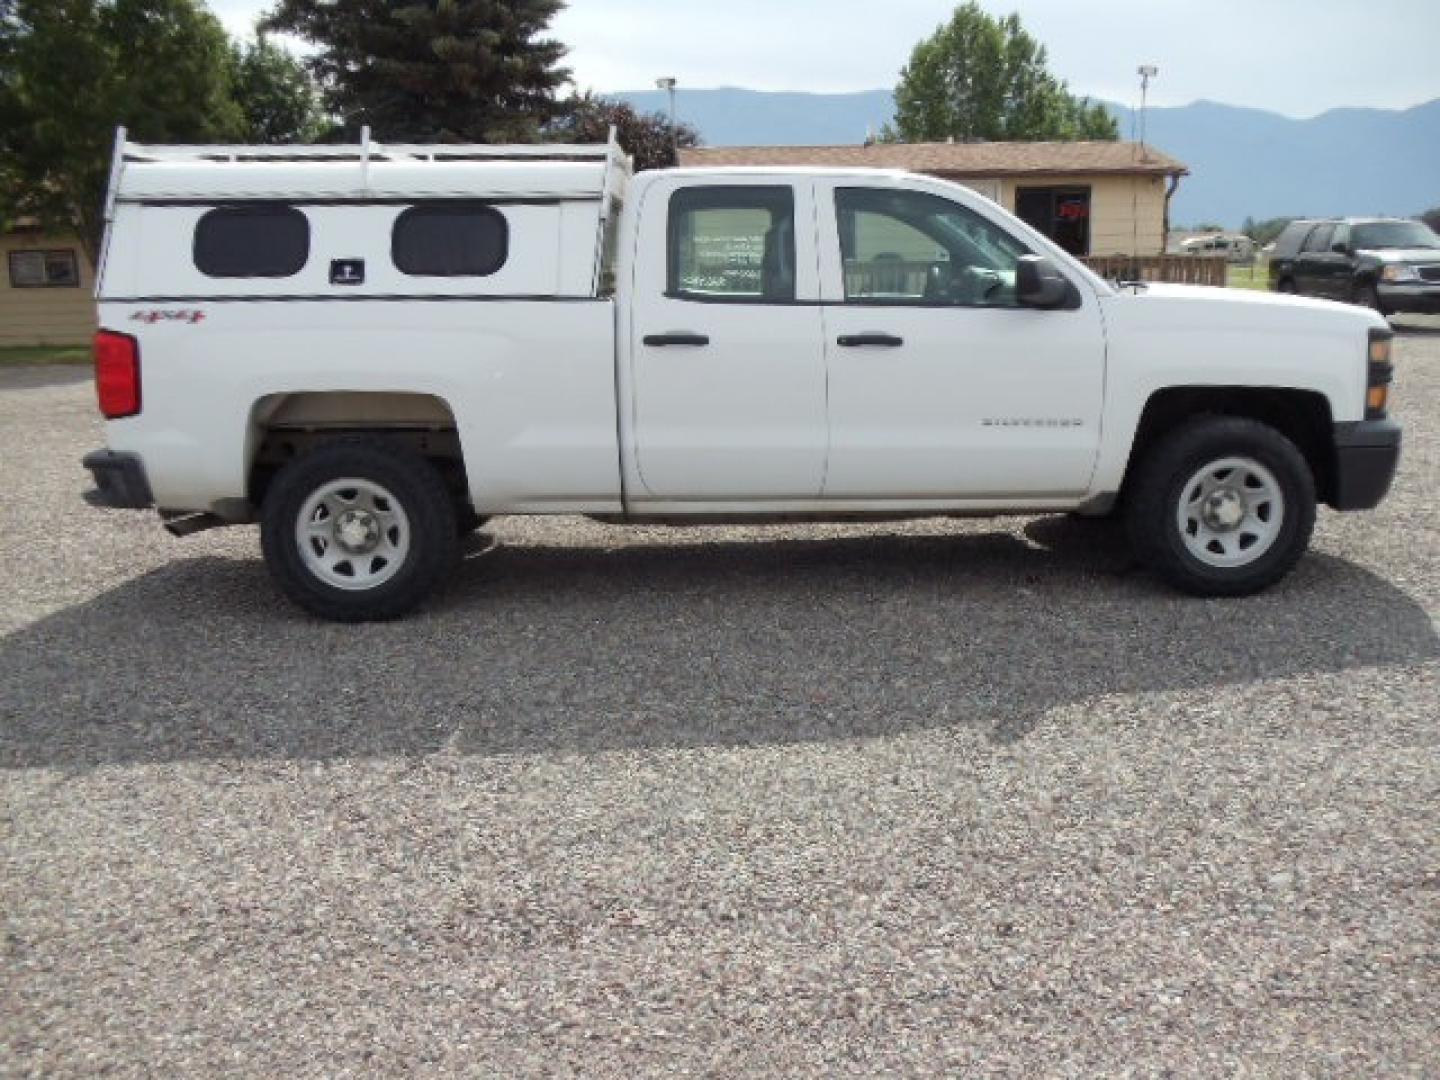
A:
[667,186,795,301]
[194,205,309,278]
[392,203,508,277]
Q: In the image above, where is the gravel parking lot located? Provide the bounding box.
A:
[3,319,1438,1075]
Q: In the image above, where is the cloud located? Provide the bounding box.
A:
[208,0,1440,118]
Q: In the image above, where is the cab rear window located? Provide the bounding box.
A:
[193,205,309,278]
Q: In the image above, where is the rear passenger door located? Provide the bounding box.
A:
[1294,223,1335,296]
[627,178,828,501]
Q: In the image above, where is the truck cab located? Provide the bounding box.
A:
[84,133,1401,620]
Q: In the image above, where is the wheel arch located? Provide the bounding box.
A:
[1121,386,1336,506]
[245,390,469,511]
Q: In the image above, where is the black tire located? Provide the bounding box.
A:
[1125,416,1316,597]
[455,506,491,536]
[1275,278,1296,294]
[261,439,459,621]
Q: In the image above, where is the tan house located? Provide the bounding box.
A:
[680,140,1188,258]
[1,228,97,347]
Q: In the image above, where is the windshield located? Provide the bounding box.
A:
[1351,221,1440,251]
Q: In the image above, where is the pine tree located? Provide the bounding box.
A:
[262,0,571,143]
[229,35,334,144]
[887,2,1118,143]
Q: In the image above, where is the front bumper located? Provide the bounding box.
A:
[1330,420,1401,510]
[82,450,153,509]
[1376,283,1440,314]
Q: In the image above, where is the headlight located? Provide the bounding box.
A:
[1380,264,1419,283]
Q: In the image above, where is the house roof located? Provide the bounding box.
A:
[680,140,1188,178]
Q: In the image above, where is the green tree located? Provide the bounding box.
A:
[261,0,570,143]
[549,91,699,171]
[887,2,1118,143]
[1242,216,1295,247]
[229,35,333,143]
[0,0,244,259]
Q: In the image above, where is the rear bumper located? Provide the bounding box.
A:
[1376,283,1440,314]
[1330,420,1401,511]
[82,450,154,509]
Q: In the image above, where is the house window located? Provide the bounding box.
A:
[1015,187,1092,256]
[8,249,81,288]
[392,203,508,277]
[667,186,796,302]
[194,205,310,278]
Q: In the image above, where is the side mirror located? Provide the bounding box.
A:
[1331,242,1349,255]
[1016,254,1072,309]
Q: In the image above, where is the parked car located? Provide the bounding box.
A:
[1269,217,1440,314]
[83,131,1401,620]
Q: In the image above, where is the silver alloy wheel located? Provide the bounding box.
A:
[295,477,411,591]
[1176,456,1285,568]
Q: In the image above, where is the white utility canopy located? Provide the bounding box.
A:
[108,126,631,205]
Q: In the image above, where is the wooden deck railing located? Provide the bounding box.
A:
[1081,254,1229,287]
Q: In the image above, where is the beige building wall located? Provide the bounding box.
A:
[0,232,97,347]
[852,173,1169,260]
[992,174,1170,256]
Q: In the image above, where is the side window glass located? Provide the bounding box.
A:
[194,205,309,278]
[392,203,508,277]
[1303,224,1334,254]
[836,187,1030,307]
[1330,223,1349,252]
[667,186,795,302]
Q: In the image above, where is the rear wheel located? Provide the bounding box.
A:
[1125,416,1316,597]
[261,440,458,621]
[1275,277,1297,294]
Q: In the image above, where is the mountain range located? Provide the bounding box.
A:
[613,88,1440,228]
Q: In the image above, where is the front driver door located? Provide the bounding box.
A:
[628,179,828,501]
[818,181,1106,499]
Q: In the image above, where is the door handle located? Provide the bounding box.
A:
[643,332,710,347]
[837,333,904,347]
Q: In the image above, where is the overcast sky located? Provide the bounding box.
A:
[210,0,1440,119]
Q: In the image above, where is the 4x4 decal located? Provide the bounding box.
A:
[130,309,205,324]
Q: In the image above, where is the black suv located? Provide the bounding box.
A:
[1269,217,1440,315]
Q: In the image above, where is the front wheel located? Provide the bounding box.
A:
[261,440,459,621]
[1125,417,1316,597]
[1352,282,1385,315]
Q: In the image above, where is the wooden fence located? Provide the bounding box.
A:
[1081,254,1229,287]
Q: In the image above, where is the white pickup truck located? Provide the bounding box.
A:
[83,132,1401,620]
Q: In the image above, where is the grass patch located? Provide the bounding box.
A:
[1226,263,1270,292]
[0,345,91,366]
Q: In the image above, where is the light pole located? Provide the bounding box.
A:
[1137,65,1158,157]
[656,76,678,163]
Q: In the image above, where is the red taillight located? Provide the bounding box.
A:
[94,330,141,419]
